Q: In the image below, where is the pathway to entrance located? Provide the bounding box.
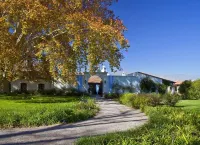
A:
[0,97,148,145]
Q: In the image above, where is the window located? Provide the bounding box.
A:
[38,84,45,91]
[21,83,27,92]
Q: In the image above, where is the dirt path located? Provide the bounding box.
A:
[0,98,148,145]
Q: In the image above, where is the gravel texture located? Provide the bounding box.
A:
[0,97,148,145]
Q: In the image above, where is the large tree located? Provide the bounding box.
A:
[0,0,129,84]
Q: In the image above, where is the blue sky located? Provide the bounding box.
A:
[108,0,200,80]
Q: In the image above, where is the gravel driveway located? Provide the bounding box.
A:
[0,98,148,145]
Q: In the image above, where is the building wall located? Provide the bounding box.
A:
[108,76,140,93]
[11,80,53,92]
[9,72,173,94]
[53,80,72,90]
[133,72,163,84]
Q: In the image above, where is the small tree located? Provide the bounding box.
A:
[140,77,156,93]
[179,80,192,99]
[157,83,167,94]
[188,79,200,100]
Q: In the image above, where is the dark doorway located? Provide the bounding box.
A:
[21,83,27,93]
[88,75,103,96]
[88,83,103,96]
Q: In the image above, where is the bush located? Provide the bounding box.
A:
[131,94,150,109]
[104,93,120,99]
[179,80,192,99]
[188,79,200,100]
[119,93,136,106]
[157,83,167,94]
[64,87,88,96]
[147,93,162,106]
[120,93,182,109]
[9,88,88,97]
[162,93,181,106]
[120,93,162,110]
[140,77,157,93]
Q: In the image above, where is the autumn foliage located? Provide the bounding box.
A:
[0,0,129,83]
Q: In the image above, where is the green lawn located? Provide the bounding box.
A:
[176,100,200,111]
[76,100,200,145]
[0,95,98,129]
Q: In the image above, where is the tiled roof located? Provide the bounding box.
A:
[88,75,102,83]
[174,81,183,86]
[130,72,176,83]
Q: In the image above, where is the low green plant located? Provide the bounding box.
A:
[9,88,88,97]
[146,93,162,107]
[162,93,181,106]
[120,93,162,109]
[157,83,167,94]
[119,93,136,106]
[131,94,150,109]
[104,93,120,99]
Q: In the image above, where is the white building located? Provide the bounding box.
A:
[2,69,176,95]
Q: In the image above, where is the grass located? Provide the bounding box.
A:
[176,100,200,111]
[76,97,200,145]
[0,95,98,129]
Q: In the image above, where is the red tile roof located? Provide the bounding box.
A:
[88,76,102,83]
[174,81,183,86]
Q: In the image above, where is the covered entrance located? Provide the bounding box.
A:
[88,75,103,96]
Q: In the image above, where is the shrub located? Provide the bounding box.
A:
[9,88,88,97]
[64,87,88,96]
[157,83,167,94]
[38,89,57,95]
[147,93,162,106]
[133,94,162,109]
[162,93,181,106]
[188,79,200,100]
[10,89,21,95]
[140,77,157,93]
[131,94,150,109]
[179,80,192,99]
[120,93,162,109]
[104,93,120,99]
[119,93,136,106]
